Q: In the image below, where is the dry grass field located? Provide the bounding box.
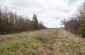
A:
[0,28,85,55]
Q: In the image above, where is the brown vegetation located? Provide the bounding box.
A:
[0,28,85,55]
[62,2,85,37]
[0,7,46,34]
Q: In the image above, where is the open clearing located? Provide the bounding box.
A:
[0,29,85,55]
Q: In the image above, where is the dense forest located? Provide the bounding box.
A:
[0,7,46,34]
[62,2,85,37]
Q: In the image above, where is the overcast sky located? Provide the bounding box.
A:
[0,0,84,28]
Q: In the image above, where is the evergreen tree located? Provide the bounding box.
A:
[32,14,40,30]
[78,19,85,37]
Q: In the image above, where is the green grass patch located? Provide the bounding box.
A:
[0,37,48,52]
[33,37,48,43]
[50,29,58,34]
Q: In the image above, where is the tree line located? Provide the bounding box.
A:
[0,7,46,34]
[62,2,85,37]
